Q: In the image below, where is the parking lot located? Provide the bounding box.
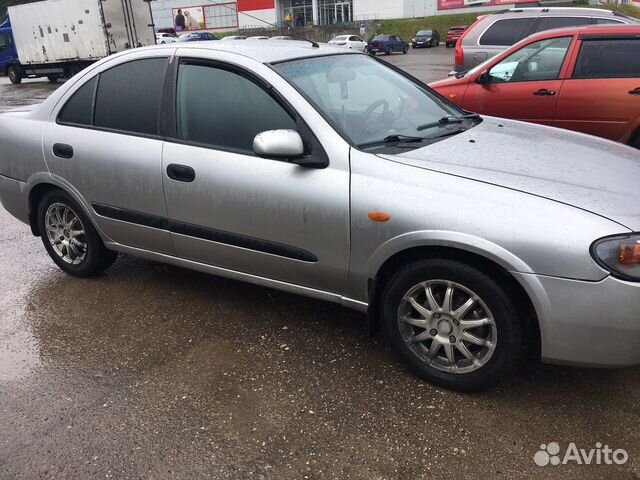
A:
[1,46,639,480]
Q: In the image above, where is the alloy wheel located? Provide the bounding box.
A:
[44,203,87,265]
[397,280,497,374]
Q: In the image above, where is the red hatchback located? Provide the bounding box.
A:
[445,25,467,48]
[430,24,640,147]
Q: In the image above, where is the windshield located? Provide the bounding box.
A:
[417,30,432,36]
[273,54,469,149]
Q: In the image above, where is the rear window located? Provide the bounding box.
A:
[594,18,625,24]
[574,39,640,79]
[479,18,536,46]
[533,16,590,33]
[334,35,348,40]
[373,35,390,41]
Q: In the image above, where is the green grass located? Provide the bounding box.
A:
[374,12,496,41]
[372,4,640,41]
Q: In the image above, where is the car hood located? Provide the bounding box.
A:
[379,117,640,230]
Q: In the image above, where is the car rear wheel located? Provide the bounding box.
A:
[8,65,22,85]
[384,48,391,55]
[630,132,640,149]
[381,258,524,391]
[47,75,59,83]
[403,46,408,54]
[37,190,117,277]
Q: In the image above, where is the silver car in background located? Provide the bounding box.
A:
[453,7,639,73]
[0,42,639,391]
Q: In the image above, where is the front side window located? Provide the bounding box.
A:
[176,61,296,152]
[273,54,463,149]
[488,37,572,83]
[480,18,536,46]
[574,39,640,79]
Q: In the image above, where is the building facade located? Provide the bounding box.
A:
[151,0,531,32]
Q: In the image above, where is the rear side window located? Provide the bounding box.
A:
[533,16,590,33]
[574,39,640,79]
[176,61,296,152]
[58,76,97,126]
[479,18,536,46]
[94,58,168,136]
[594,18,624,24]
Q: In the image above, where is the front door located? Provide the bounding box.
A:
[161,57,351,293]
[555,37,640,142]
[465,36,574,125]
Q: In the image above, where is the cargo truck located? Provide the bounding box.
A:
[0,0,155,84]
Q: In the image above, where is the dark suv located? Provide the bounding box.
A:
[452,7,639,73]
[367,34,409,55]
[412,29,440,48]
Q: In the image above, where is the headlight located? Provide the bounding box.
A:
[412,38,416,42]
[592,234,640,281]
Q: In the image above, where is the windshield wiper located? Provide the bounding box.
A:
[358,134,427,149]
[416,113,481,132]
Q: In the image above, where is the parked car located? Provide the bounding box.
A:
[328,34,367,51]
[271,36,294,40]
[412,29,440,48]
[247,36,270,40]
[452,7,639,74]
[367,34,409,55]
[445,25,467,48]
[177,32,219,42]
[157,27,177,37]
[431,24,640,147]
[156,32,177,44]
[220,35,246,40]
[1,42,639,392]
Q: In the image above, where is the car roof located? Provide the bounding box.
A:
[143,40,359,63]
[523,23,640,40]
[494,6,632,17]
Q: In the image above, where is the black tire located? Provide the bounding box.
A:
[8,65,22,85]
[631,132,640,149]
[47,75,59,83]
[384,48,391,55]
[381,258,524,392]
[37,190,117,277]
[403,46,408,54]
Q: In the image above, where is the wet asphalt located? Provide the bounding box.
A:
[1,47,639,480]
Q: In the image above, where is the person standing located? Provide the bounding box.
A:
[175,9,185,31]
[284,11,292,29]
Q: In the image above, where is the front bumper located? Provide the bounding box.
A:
[0,174,30,225]
[513,272,640,367]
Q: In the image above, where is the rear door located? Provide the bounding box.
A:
[44,54,173,254]
[464,36,574,125]
[554,36,640,142]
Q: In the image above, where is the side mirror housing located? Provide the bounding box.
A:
[476,71,490,85]
[253,129,304,159]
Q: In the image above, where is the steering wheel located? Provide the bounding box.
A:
[354,99,390,141]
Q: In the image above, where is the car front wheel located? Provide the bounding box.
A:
[381,258,524,391]
[37,190,117,277]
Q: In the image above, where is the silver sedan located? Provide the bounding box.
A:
[0,41,639,391]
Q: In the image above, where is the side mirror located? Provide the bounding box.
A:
[253,129,304,159]
[476,71,490,85]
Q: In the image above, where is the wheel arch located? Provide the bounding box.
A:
[367,242,541,359]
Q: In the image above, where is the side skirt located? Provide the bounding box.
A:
[105,241,369,313]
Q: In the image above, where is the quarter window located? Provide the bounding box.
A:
[488,37,572,83]
[176,61,296,152]
[574,39,640,79]
[58,76,97,126]
[94,58,168,136]
[479,18,536,46]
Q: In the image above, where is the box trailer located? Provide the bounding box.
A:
[0,0,155,84]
